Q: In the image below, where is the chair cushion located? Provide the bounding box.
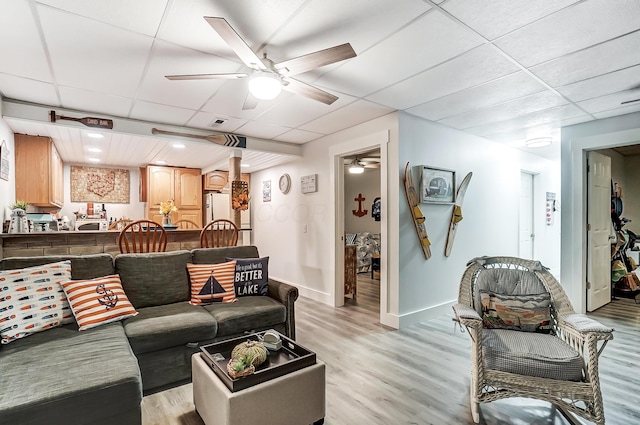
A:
[482,329,583,381]
[122,301,217,354]
[473,268,547,313]
[202,296,286,338]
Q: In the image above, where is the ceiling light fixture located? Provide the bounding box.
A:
[241,163,250,168]
[88,157,100,163]
[248,72,282,100]
[156,160,167,165]
[88,147,102,153]
[525,137,552,148]
[172,143,186,149]
[348,159,364,174]
[87,132,104,139]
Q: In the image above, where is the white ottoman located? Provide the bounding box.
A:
[192,353,325,425]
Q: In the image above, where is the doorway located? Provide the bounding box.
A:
[519,171,534,259]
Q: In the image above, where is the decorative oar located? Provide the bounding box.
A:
[403,162,431,259]
[444,172,472,257]
[50,110,113,129]
[151,128,246,148]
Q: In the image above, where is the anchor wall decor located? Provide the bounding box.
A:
[352,193,368,217]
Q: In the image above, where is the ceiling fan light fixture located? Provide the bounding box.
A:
[248,72,282,100]
[525,137,552,148]
[348,159,364,174]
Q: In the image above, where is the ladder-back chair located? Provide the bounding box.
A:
[118,219,167,253]
[199,219,238,248]
[173,219,199,229]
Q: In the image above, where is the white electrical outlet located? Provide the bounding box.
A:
[303,224,308,233]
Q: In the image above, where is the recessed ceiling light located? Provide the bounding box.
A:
[87,132,104,139]
[172,143,186,149]
[156,160,166,165]
[88,157,101,162]
[241,163,250,168]
[525,137,552,148]
[88,147,102,153]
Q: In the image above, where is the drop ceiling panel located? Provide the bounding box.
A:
[186,112,246,133]
[300,100,393,135]
[39,7,154,98]
[254,91,356,128]
[235,121,290,140]
[442,0,580,41]
[0,1,52,82]
[58,86,133,118]
[439,90,568,130]
[368,44,520,110]
[275,129,323,145]
[0,75,59,106]
[129,101,196,127]
[36,0,168,37]
[495,0,640,67]
[316,10,484,98]
[592,102,640,119]
[201,79,287,119]
[556,65,640,103]
[577,89,640,114]
[529,31,640,88]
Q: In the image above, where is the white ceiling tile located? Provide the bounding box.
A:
[315,10,483,98]
[495,0,640,67]
[556,65,640,103]
[36,0,168,37]
[58,86,133,118]
[577,89,640,114]
[300,100,394,135]
[0,75,59,106]
[592,102,640,119]
[235,121,290,140]
[275,129,323,144]
[186,112,246,133]
[529,31,640,87]
[0,1,52,82]
[442,0,580,40]
[439,90,567,129]
[407,71,546,121]
[39,7,154,98]
[130,101,196,126]
[201,79,291,120]
[368,44,520,109]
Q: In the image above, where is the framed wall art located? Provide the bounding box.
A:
[420,166,455,204]
[0,140,9,181]
[262,180,271,202]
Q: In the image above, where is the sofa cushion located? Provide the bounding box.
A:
[115,250,191,308]
[191,246,259,264]
[187,261,238,305]
[202,296,286,338]
[123,301,218,355]
[226,256,269,297]
[1,261,72,344]
[0,322,141,425]
[482,329,583,381]
[62,275,139,331]
[0,254,115,280]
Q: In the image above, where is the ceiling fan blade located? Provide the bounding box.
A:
[282,77,338,105]
[204,17,267,71]
[275,43,356,76]
[165,73,248,80]
[621,98,640,105]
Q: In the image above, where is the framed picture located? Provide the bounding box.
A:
[0,140,9,181]
[262,180,271,202]
[420,166,455,203]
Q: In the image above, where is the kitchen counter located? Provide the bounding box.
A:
[0,229,203,259]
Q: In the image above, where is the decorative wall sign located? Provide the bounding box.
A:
[232,180,250,210]
[420,166,455,203]
[0,140,9,181]
[546,192,556,226]
[301,174,317,194]
[71,166,130,203]
[262,180,271,202]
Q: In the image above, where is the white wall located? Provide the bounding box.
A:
[344,167,381,234]
[561,111,640,313]
[0,99,16,228]
[58,164,147,226]
[397,112,561,326]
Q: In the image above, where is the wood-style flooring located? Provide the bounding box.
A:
[142,275,640,425]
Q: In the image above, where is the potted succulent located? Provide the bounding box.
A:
[10,200,29,211]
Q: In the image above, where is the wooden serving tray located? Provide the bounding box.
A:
[200,331,316,392]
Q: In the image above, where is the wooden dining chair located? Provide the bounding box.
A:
[118,219,168,253]
[173,219,199,229]
[109,218,133,231]
[199,219,239,248]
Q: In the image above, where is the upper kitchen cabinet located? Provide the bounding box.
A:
[15,134,64,207]
[203,170,251,192]
[146,165,202,226]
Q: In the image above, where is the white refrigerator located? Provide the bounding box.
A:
[204,192,251,245]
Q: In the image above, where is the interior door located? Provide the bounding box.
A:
[519,172,534,259]
[587,151,612,311]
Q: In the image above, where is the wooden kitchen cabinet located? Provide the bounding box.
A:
[146,165,202,227]
[203,170,250,192]
[15,134,64,207]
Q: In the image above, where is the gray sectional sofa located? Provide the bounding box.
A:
[0,246,298,425]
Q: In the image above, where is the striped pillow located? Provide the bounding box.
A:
[61,275,138,331]
[187,261,237,305]
[480,291,552,333]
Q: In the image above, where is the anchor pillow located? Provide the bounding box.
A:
[61,275,138,331]
[187,261,237,305]
[225,257,269,297]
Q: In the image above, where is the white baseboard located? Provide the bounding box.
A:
[398,299,456,328]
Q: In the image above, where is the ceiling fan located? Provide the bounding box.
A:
[344,157,381,174]
[166,17,357,110]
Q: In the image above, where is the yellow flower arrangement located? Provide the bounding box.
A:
[159,200,178,216]
[232,181,250,211]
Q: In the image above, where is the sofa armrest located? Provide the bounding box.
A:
[267,278,299,340]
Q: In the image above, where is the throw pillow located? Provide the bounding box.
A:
[225,257,269,297]
[61,275,138,331]
[0,261,72,344]
[480,291,552,333]
[187,261,237,305]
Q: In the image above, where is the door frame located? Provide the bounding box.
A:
[519,170,535,259]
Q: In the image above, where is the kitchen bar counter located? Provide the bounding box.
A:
[0,229,203,259]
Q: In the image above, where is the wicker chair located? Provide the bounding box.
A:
[200,219,238,248]
[453,256,614,425]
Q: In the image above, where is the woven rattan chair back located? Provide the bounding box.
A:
[200,219,238,248]
[118,219,167,253]
[173,219,199,229]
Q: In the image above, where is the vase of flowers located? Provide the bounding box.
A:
[159,200,178,226]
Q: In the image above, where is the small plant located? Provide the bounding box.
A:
[11,200,29,210]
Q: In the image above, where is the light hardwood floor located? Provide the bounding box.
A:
[142,275,640,425]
